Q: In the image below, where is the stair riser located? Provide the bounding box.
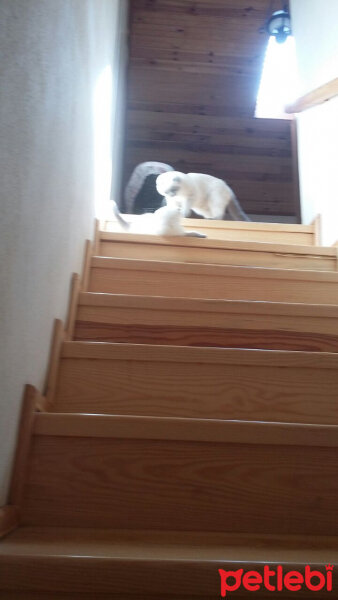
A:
[74,320,338,352]
[99,240,336,271]
[0,555,218,595]
[54,356,338,424]
[89,265,338,304]
[75,295,338,351]
[22,435,338,536]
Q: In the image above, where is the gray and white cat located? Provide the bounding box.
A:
[156,171,250,221]
[112,202,206,237]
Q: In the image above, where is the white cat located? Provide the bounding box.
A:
[112,202,206,237]
[156,171,250,221]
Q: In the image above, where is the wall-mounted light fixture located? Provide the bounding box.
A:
[265,4,291,44]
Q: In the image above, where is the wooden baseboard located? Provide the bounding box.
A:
[0,505,19,539]
[93,218,100,256]
[66,226,98,335]
[1,226,97,530]
[44,319,65,409]
[311,214,322,245]
[8,385,39,507]
[81,240,93,292]
[64,274,80,341]
[13,225,98,411]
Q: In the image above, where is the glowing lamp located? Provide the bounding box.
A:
[266,5,291,44]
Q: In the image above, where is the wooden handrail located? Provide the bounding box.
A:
[286,77,338,113]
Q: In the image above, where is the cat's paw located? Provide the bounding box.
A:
[185,231,207,238]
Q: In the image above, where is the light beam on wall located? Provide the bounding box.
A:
[255,36,299,119]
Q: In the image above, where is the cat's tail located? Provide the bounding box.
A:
[112,201,130,231]
[227,194,251,221]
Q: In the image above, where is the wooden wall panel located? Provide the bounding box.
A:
[123,0,298,218]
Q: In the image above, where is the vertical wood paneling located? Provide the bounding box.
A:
[123,0,298,217]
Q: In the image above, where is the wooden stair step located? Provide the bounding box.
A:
[75,292,338,351]
[20,413,338,534]
[1,526,337,596]
[98,232,337,271]
[89,257,338,304]
[103,216,316,245]
[34,412,338,447]
[0,596,332,600]
[54,341,338,424]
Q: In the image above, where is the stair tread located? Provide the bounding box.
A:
[98,236,338,270]
[2,528,335,596]
[92,255,338,281]
[2,527,338,561]
[33,413,338,447]
[103,217,314,232]
[99,232,333,255]
[78,291,338,316]
[61,339,338,368]
[102,218,316,248]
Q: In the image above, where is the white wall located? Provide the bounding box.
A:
[291,0,338,244]
[0,0,127,505]
[111,0,129,205]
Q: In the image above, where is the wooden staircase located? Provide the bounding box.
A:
[1,217,338,598]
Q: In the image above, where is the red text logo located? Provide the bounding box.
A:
[219,564,333,597]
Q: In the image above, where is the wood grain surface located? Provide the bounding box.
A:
[286,77,338,113]
[1,526,337,597]
[54,342,338,424]
[123,0,298,217]
[21,434,338,535]
[75,292,338,351]
[75,321,338,351]
[103,216,315,244]
[88,257,338,304]
[33,413,338,448]
[98,235,337,271]
[0,507,19,539]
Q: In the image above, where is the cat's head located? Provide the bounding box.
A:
[156,171,191,201]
